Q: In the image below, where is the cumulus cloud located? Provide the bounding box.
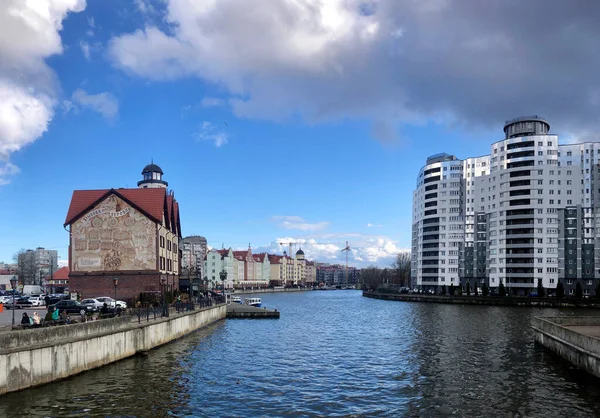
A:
[193,121,228,147]
[271,216,329,232]
[71,89,119,121]
[201,97,225,108]
[108,0,600,142]
[0,0,85,184]
[253,234,409,267]
[80,40,90,59]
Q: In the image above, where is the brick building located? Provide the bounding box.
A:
[64,164,182,300]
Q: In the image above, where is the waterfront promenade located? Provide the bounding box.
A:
[0,303,225,395]
[533,316,600,379]
[364,291,600,308]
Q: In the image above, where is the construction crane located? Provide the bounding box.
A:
[278,242,299,256]
[341,241,350,288]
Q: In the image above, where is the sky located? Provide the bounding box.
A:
[1,0,599,268]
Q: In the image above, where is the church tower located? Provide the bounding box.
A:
[137,161,168,189]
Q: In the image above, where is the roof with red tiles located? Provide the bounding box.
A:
[166,194,173,230]
[233,251,248,258]
[64,188,171,227]
[253,253,266,262]
[53,266,70,280]
[268,254,282,264]
[173,200,181,237]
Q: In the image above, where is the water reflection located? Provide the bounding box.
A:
[2,292,600,417]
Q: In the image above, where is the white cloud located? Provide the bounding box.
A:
[201,97,225,108]
[80,40,90,59]
[108,1,600,142]
[271,216,329,232]
[366,223,383,228]
[0,0,85,184]
[86,16,94,36]
[134,0,156,16]
[71,89,119,121]
[193,121,228,147]
[253,234,409,267]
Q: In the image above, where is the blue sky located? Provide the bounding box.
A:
[1,1,598,267]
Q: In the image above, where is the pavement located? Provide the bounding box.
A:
[0,307,45,331]
[565,325,600,339]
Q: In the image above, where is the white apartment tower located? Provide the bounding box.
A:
[412,116,598,296]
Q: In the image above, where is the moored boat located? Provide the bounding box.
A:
[244,297,262,307]
[231,296,242,304]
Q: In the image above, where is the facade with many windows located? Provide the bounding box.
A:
[412,116,600,296]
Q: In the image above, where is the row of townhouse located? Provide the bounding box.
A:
[204,246,317,289]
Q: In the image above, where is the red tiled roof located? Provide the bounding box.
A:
[216,249,229,256]
[268,254,282,264]
[64,188,168,226]
[253,253,266,262]
[166,194,173,230]
[173,201,180,236]
[54,266,70,280]
[64,189,110,225]
[117,188,167,223]
[233,251,247,257]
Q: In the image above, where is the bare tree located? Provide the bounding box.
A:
[361,266,383,290]
[13,249,37,285]
[392,251,411,288]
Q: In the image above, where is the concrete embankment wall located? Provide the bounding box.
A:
[532,316,600,379]
[0,305,226,395]
[363,291,600,308]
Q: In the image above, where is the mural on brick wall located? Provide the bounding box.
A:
[71,195,156,272]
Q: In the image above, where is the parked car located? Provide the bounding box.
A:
[80,298,103,311]
[0,295,14,304]
[95,297,117,308]
[50,300,94,316]
[28,296,44,307]
[115,300,127,309]
[15,297,34,309]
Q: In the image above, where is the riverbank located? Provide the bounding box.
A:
[533,316,600,379]
[363,291,600,308]
[0,304,225,395]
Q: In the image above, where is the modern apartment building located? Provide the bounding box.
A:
[412,116,599,296]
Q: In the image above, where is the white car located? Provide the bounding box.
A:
[115,300,127,309]
[0,295,13,304]
[81,298,104,310]
[95,297,117,308]
[27,296,44,307]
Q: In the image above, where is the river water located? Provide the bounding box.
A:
[2,290,600,417]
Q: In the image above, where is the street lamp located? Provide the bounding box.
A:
[113,277,118,301]
[10,275,17,328]
[160,277,167,317]
[219,269,227,304]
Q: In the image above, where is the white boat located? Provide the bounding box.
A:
[244,297,262,307]
[231,296,242,304]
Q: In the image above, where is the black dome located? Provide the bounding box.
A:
[142,163,163,174]
[296,249,305,255]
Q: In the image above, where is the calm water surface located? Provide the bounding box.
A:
[3,290,600,417]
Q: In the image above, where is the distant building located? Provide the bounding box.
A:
[64,163,182,300]
[205,248,234,289]
[46,266,69,294]
[316,264,360,286]
[180,235,207,293]
[411,116,600,296]
[16,247,58,286]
